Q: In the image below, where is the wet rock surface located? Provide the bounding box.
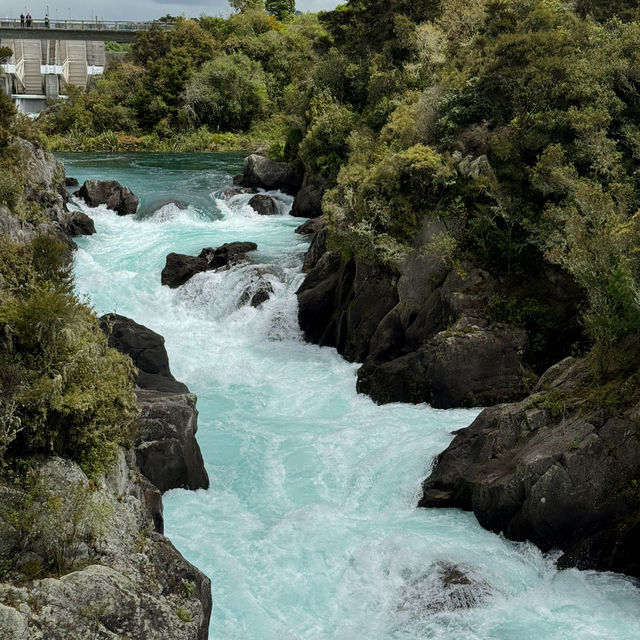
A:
[248,194,279,215]
[419,352,640,578]
[291,173,325,218]
[100,314,209,492]
[77,179,139,216]
[238,154,302,195]
[66,210,96,236]
[161,241,258,288]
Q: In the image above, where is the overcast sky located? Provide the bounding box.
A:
[0,0,342,21]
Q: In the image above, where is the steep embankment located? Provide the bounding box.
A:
[0,139,211,638]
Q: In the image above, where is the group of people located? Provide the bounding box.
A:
[18,13,50,27]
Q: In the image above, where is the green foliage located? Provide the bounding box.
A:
[298,91,355,181]
[0,235,138,475]
[183,53,269,131]
[0,169,23,210]
[176,607,193,623]
[265,0,295,23]
[229,0,265,12]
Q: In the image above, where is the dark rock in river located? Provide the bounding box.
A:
[162,241,258,288]
[358,319,527,409]
[295,216,325,236]
[296,216,535,407]
[248,194,279,215]
[297,255,399,363]
[135,390,209,492]
[303,224,328,273]
[220,187,257,199]
[66,211,95,236]
[100,313,188,394]
[239,154,303,195]
[65,176,79,187]
[77,179,139,215]
[291,173,326,218]
[419,350,640,578]
[100,313,209,492]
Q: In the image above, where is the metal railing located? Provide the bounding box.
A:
[0,19,174,32]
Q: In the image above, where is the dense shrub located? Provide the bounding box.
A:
[183,53,269,131]
[0,236,138,476]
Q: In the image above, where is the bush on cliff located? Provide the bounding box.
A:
[0,235,138,476]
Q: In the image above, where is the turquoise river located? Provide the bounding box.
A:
[61,153,640,640]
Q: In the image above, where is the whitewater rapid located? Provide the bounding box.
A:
[65,153,640,640]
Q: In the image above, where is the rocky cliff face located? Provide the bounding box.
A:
[295,216,549,408]
[0,454,211,639]
[419,350,640,577]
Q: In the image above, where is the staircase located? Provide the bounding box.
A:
[14,38,42,94]
[62,40,87,88]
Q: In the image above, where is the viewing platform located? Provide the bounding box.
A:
[0,18,174,43]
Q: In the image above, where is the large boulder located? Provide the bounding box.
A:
[161,241,258,288]
[239,154,302,195]
[290,173,326,218]
[77,179,139,215]
[248,194,279,215]
[295,215,325,236]
[297,256,398,362]
[419,352,640,578]
[135,390,209,492]
[66,211,96,236]
[358,320,528,408]
[100,313,188,394]
[99,314,209,492]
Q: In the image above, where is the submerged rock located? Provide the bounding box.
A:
[239,154,302,195]
[220,187,257,199]
[248,194,279,215]
[140,198,189,219]
[397,562,492,615]
[161,241,258,288]
[77,179,139,216]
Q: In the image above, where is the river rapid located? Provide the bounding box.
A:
[62,152,640,640]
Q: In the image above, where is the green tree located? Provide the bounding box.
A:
[183,53,269,131]
[265,0,295,22]
[229,0,265,12]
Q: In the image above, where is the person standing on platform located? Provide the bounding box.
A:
[26,13,31,27]
[20,13,24,27]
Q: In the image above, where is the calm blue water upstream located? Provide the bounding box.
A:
[61,153,640,640]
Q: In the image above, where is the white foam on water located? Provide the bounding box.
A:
[67,154,640,640]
